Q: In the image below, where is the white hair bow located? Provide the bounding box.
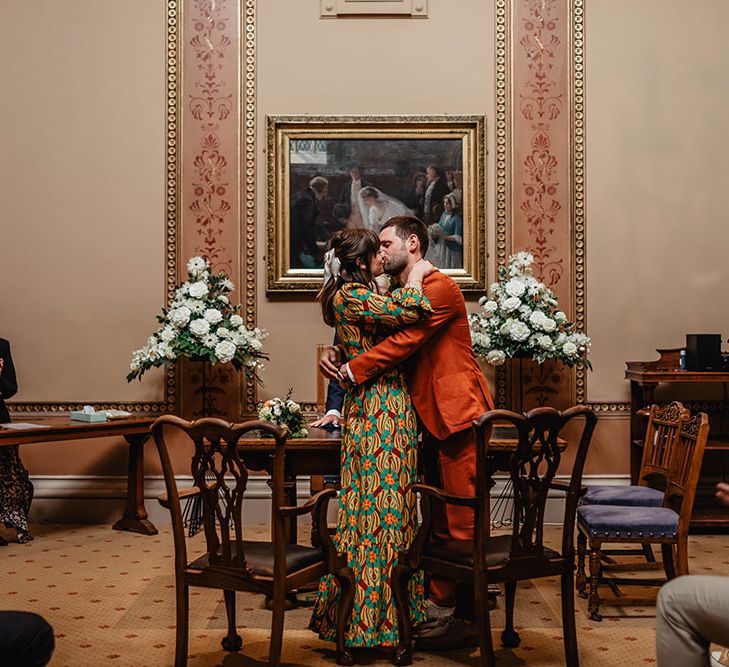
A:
[322,248,341,285]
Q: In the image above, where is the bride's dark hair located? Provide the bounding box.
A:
[319,228,380,327]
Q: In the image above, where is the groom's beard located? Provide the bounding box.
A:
[382,253,408,276]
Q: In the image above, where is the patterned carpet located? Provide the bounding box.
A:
[1,523,727,666]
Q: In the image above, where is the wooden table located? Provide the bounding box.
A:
[0,420,567,542]
[626,348,729,530]
[0,416,158,535]
[238,424,541,471]
[237,424,566,541]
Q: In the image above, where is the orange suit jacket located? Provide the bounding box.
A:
[347,271,494,441]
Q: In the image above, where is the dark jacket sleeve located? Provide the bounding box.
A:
[325,330,345,413]
[0,339,18,400]
[325,378,345,413]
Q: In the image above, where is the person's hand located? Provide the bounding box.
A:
[310,413,341,429]
[337,366,353,392]
[319,346,341,380]
[410,259,437,283]
[716,482,729,506]
[0,358,4,374]
[374,273,391,294]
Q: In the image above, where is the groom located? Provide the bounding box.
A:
[320,216,494,646]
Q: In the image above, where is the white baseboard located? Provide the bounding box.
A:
[27,474,631,527]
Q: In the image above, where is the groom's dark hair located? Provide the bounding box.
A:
[382,216,429,256]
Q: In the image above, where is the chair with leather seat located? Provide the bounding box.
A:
[152,415,355,667]
[576,411,709,621]
[391,406,597,667]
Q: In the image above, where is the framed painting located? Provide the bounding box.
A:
[266,115,486,293]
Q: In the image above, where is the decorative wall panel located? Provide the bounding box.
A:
[495,0,578,410]
[181,0,243,418]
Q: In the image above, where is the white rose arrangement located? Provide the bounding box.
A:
[127,256,268,382]
[469,251,591,368]
[257,389,308,438]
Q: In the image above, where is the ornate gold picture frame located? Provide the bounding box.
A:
[266,115,486,293]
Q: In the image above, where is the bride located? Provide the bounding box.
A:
[357,186,410,234]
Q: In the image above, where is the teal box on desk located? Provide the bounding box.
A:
[69,411,108,423]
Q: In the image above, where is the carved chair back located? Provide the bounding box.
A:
[664,412,710,530]
[474,406,598,561]
[640,401,690,490]
[152,416,287,581]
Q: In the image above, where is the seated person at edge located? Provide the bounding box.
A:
[308,228,436,650]
[0,337,34,545]
[656,482,729,667]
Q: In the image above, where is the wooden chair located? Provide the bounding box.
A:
[152,415,356,667]
[581,402,688,509]
[392,406,598,667]
[576,411,709,621]
[580,401,689,564]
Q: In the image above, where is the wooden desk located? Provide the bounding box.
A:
[626,348,729,529]
[0,416,157,536]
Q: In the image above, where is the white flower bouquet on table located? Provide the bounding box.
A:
[257,390,308,438]
[469,251,591,368]
[127,256,268,382]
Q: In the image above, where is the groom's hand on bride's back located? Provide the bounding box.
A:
[320,346,341,380]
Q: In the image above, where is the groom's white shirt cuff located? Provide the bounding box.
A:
[342,363,356,384]
[325,409,341,418]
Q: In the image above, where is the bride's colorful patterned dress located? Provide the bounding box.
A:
[310,283,430,647]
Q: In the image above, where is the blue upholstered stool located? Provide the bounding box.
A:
[581,485,664,508]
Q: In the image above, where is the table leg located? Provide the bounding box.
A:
[113,433,158,536]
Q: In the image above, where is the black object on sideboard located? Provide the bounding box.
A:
[686,333,723,371]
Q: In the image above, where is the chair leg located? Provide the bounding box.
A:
[661,544,677,581]
[474,571,495,667]
[642,543,657,563]
[335,567,356,666]
[222,590,242,651]
[175,581,189,667]
[268,584,286,667]
[576,531,587,598]
[561,572,580,667]
[676,539,689,576]
[587,541,602,622]
[500,581,520,648]
[392,564,414,666]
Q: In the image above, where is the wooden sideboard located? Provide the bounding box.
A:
[626,348,729,530]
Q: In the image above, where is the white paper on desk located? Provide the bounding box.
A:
[0,422,51,430]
